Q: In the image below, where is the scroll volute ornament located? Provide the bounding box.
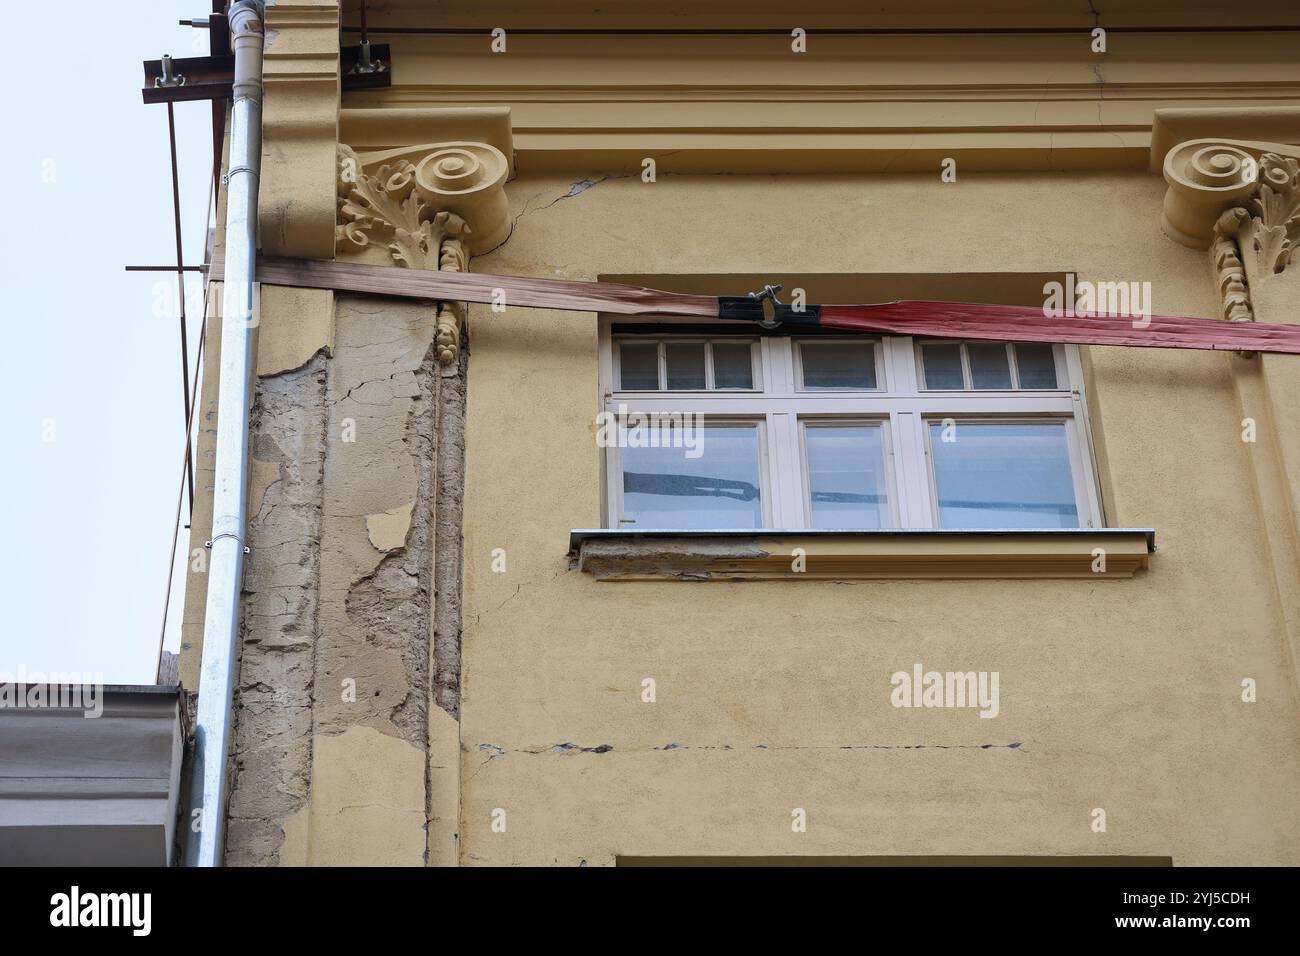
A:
[1164,139,1300,252]
[1163,141,1300,342]
[335,141,512,364]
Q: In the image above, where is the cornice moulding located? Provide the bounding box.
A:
[349,0,1300,30]
[1151,106,1300,173]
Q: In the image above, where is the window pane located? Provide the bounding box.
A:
[800,342,876,389]
[622,424,762,529]
[928,422,1078,528]
[968,343,1012,389]
[665,342,706,390]
[921,343,964,389]
[805,425,888,529]
[618,343,659,390]
[712,342,754,389]
[1015,343,1058,389]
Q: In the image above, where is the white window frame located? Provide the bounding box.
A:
[598,318,1104,531]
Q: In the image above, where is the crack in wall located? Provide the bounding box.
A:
[469,740,1025,775]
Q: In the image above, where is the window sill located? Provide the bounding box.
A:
[568,529,1155,581]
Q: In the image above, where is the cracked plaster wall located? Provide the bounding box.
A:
[457,170,1300,867]
[225,293,465,866]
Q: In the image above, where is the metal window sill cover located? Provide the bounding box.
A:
[569,528,1155,580]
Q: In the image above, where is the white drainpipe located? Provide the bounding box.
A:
[185,0,265,867]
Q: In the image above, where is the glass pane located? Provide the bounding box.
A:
[618,343,659,390]
[928,422,1078,528]
[800,342,876,389]
[1015,343,1058,389]
[805,425,888,529]
[968,343,1012,389]
[621,424,762,529]
[921,343,964,389]
[665,342,706,390]
[712,342,754,389]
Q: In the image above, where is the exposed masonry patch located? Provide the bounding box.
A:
[312,298,440,758]
[574,538,769,580]
[225,353,327,866]
[550,743,614,754]
[343,341,437,744]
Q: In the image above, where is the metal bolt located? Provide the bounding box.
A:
[155,54,187,88]
[351,39,385,75]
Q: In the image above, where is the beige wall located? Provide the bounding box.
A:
[459,170,1300,865]
[180,4,1300,865]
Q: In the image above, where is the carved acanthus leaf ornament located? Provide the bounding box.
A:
[335,141,511,365]
[1164,141,1300,334]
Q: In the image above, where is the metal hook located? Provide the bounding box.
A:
[747,284,784,328]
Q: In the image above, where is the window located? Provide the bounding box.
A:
[601,327,1102,531]
[615,338,761,391]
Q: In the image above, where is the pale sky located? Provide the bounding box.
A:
[0,2,214,683]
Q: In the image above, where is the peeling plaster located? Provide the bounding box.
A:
[223,291,471,867]
[225,352,328,866]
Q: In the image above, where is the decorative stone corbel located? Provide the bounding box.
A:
[1163,140,1300,330]
[335,140,511,365]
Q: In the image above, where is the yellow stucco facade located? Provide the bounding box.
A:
[181,1,1300,866]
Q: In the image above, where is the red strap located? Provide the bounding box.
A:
[221,256,1300,354]
[819,302,1300,353]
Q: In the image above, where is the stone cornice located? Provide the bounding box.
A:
[348,0,1300,30]
[341,31,1300,173]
